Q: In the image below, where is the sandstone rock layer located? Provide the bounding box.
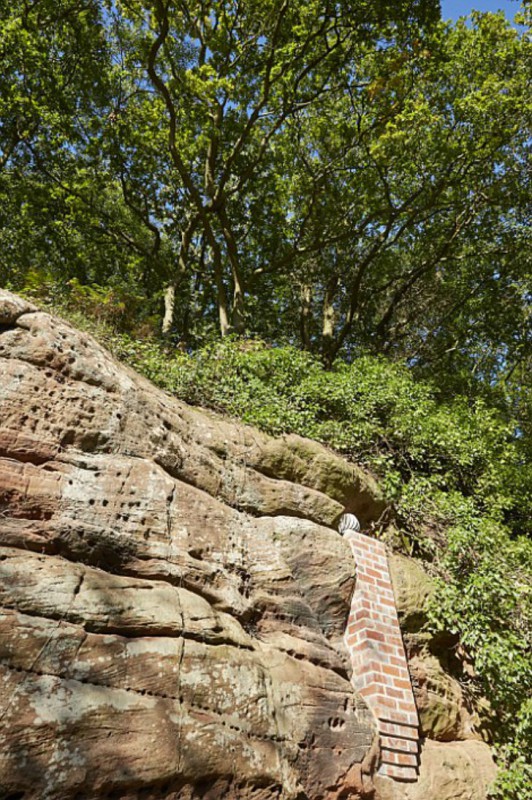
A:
[0,291,378,800]
[0,291,497,800]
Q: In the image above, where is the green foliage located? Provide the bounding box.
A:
[3,1,530,402]
[428,508,531,798]
[491,698,532,799]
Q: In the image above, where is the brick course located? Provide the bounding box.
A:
[343,531,420,782]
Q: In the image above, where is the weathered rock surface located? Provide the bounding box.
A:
[389,555,489,743]
[0,290,496,799]
[388,554,434,633]
[407,650,489,743]
[374,740,498,800]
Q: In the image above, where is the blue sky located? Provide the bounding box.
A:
[440,0,522,21]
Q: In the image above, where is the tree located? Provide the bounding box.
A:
[101,0,440,336]
[1,1,529,398]
[0,0,178,317]
[271,12,531,371]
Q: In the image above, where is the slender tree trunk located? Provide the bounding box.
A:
[161,216,198,336]
[321,274,338,366]
[212,246,231,336]
[162,284,176,335]
[300,283,312,350]
[231,276,246,334]
[217,205,246,333]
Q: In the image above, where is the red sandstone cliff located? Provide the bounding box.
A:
[0,290,496,800]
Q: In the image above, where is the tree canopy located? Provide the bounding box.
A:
[2,0,529,434]
[1,1,530,410]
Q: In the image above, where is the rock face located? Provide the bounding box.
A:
[389,555,490,744]
[0,290,496,800]
[374,740,498,800]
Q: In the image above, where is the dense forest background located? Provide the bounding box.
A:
[0,1,530,796]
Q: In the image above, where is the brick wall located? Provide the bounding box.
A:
[343,531,420,782]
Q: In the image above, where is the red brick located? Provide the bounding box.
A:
[351,538,372,550]
[345,635,361,648]
[381,749,418,768]
[369,617,395,630]
[347,622,364,635]
[380,641,405,652]
[359,683,381,697]
[376,591,395,604]
[396,699,418,714]
[380,736,418,754]
[366,567,386,579]
[356,660,385,675]
[382,635,401,645]
[377,708,419,727]
[382,666,411,682]
[389,654,409,668]
[374,610,398,624]
[378,763,418,781]
[379,664,401,678]
[372,625,403,641]
[374,695,398,710]
[356,674,381,691]
[382,686,409,700]
[375,596,396,608]
[366,630,385,642]
[380,673,398,688]
[379,721,419,740]
[395,678,414,691]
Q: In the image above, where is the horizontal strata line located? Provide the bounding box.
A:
[0,660,288,743]
[0,602,254,650]
[0,538,239,611]
[0,354,121,394]
[0,604,349,680]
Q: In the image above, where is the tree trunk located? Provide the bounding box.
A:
[162,216,198,336]
[213,247,231,337]
[321,274,338,367]
[162,284,176,335]
[217,206,246,333]
[300,283,312,350]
